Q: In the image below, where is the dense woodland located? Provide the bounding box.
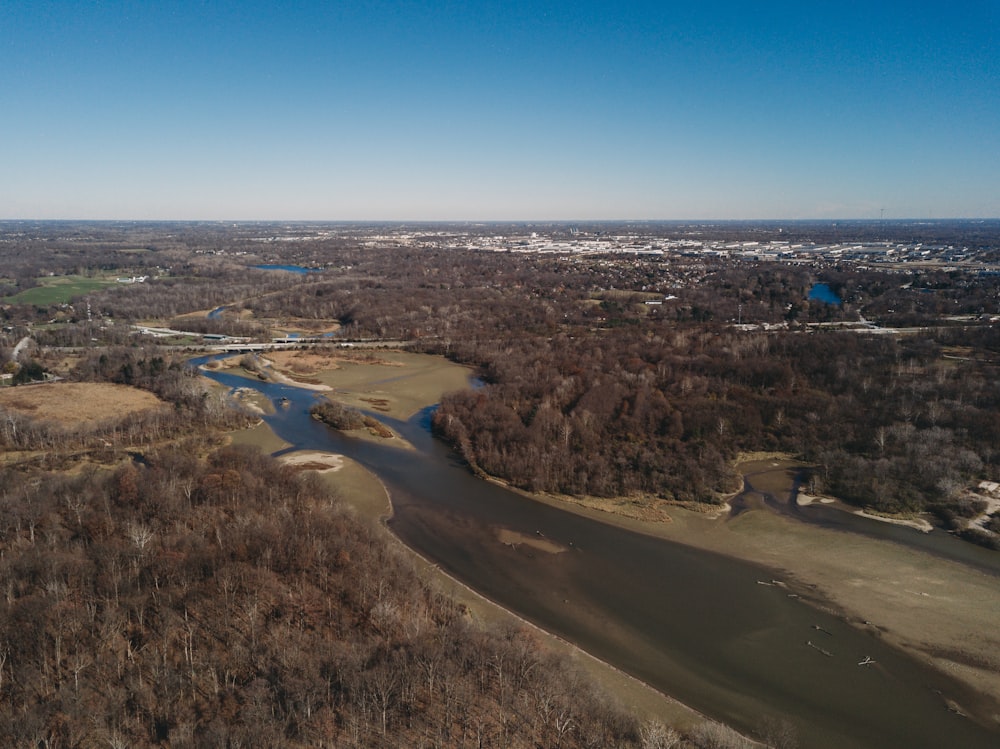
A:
[4,445,702,748]
[3,221,1000,535]
[434,325,1000,524]
[0,360,775,748]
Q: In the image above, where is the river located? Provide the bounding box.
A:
[195,357,1000,748]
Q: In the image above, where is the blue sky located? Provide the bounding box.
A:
[2,1,997,220]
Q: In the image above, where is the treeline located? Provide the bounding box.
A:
[0,445,757,748]
[433,326,1000,521]
[5,224,999,529]
[433,330,739,501]
[89,272,298,326]
[4,222,999,335]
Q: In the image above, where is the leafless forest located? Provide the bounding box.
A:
[3,221,1000,534]
[1,220,999,746]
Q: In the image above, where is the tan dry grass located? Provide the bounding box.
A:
[264,349,346,374]
[311,351,472,419]
[272,319,341,336]
[226,421,292,454]
[0,382,163,426]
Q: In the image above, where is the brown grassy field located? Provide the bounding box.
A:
[0,382,163,426]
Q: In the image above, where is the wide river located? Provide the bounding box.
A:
[196,358,1000,748]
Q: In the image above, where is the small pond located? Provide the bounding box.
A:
[252,264,322,274]
[808,283,841,305]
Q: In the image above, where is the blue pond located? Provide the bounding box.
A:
[808,283,841,305]
[252,264,321,274]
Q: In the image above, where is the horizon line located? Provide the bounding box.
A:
[2,217,998,225]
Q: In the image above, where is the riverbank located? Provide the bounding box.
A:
[276,447,712,734]
[464,451,1000,725]
[213,350,724,732]
[215,350,1000,736]
[517,473,1000,723]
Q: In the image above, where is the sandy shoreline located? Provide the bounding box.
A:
[278,451,344,473]
[852,508,935,532]
[797,492,935,532]
[274,443,1000,740]
[571,494,1000,720]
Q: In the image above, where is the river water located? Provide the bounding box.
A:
[196,358,1000,748]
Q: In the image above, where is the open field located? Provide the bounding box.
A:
[270,319,342,337]
[0,382,163,426]
[3,275,120,305]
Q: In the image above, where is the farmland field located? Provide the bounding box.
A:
[3,275,121,304]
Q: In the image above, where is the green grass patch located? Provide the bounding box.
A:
[4,275,120,305]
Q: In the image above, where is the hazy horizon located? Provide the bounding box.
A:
[4,1,997,221]
[3,216,1000,225]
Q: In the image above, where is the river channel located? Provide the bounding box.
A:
[195,357,1000,748]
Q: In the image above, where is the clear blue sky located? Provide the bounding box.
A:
[2,1,997,220]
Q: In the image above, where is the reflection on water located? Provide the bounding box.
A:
[195,357,1000,749]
